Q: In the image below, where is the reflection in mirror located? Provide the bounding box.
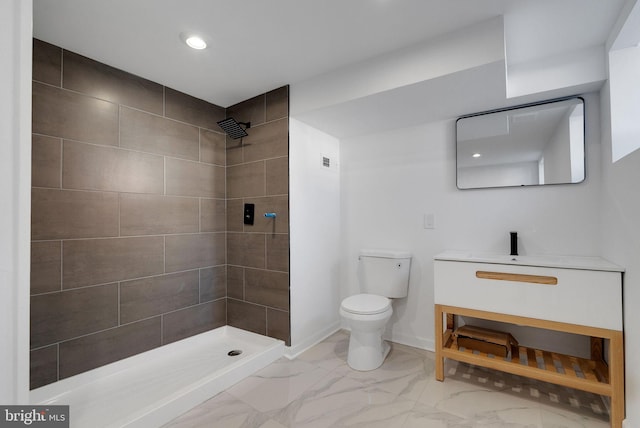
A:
[456,97,585,189]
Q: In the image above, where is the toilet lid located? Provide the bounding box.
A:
[341,294,391,315]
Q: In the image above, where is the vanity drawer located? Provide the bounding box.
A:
[434,260,622,330]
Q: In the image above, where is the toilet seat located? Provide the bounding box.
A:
[341,294,391,315]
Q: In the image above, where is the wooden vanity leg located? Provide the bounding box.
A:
[609,331,625,428]
[435,304,444,381]
[591,337,604,361]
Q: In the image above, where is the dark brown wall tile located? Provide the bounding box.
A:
[266,157,289,196]
[63,237,164,288]
[31,188,119,240]
[62,140,164,194]
[163,300,226,344]
[227,162,265,198]
[267,234,289,272]
[30,41,291,385]
[226,199,244,232]
[227,266,244,300]
[227,94,265,127]
[225,136,244,166]
[227,299,266,336]
[227,233,265,269]
[165,233,226,273]
[267,308,290,345]
[164,87,226,130]
[33,39,61,86]
[59,317,161,379]
[63,51,163,114]
[242,119,288,163]
[120,107,199,160]
[32,82,118,146]
[200,266,226,302]
[120,271,199,324]
[200,129,226,165]
[30,345,58,390]
[120,194,199,236]
[245,269,289,310]
[31,241,61,295]
[243,196,288,233]
[31,284,118,348]
[166,158,225,198]
[200,198,226,233]
[32,135,61,188]
[266,86,289,122]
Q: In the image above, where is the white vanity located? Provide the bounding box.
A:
[434,251,624,428]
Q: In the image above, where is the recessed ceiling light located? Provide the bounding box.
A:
[185,35,207,50]
[472,153,482,158]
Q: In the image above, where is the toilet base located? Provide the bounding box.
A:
[346,332,391,371]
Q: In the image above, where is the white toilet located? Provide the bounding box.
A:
[340,249,411,371]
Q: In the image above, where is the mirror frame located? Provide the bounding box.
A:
[455,96,586,190]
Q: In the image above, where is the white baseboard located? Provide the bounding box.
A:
[284,321,342,359]
[385,332,434,352]
[338,325,434,353]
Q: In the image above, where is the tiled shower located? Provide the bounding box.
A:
[29,39,289,389]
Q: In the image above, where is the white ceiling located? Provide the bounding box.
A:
[33,0,624,137]
[33,0,625,110]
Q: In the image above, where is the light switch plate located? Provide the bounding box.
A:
[424,213,435,229]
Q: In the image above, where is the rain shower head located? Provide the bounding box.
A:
[217,117,251,139]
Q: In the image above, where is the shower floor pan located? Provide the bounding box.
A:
[30,326,284,428]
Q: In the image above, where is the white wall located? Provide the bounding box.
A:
[603,3,640,423]
[288,118,342,356]
[0,0,32,404]
[601,58,640,428]
[339,92,603,353]
[609,45,640,162]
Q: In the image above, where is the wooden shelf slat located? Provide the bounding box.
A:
[542,350,556,373]
[527,348,538,369]
[435,297,624,427]
[442,334,612,397]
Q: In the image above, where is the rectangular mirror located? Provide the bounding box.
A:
[456,97,585,189]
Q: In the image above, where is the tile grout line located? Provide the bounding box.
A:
[59,48,63,88]
[59,138,63,190]
[56,343,60,384]
[117,282,121,326]
[59,240,63,293]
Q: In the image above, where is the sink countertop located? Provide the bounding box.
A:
[434,250,624,272]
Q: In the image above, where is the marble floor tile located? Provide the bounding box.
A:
[164,331,614,428]
[163,392,271,428]
[226,358,331,412]
[538,407,609,428]
[296,330,349,372]
[271,371,413,428]
[403,403,467,428]
[432,360,610,423]
[333,342,435,401]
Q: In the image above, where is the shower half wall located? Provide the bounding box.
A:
[30,39,290,389]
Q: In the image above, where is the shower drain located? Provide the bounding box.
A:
[227,349,243,357]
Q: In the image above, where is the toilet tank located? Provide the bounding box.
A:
[358,249,412,298]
